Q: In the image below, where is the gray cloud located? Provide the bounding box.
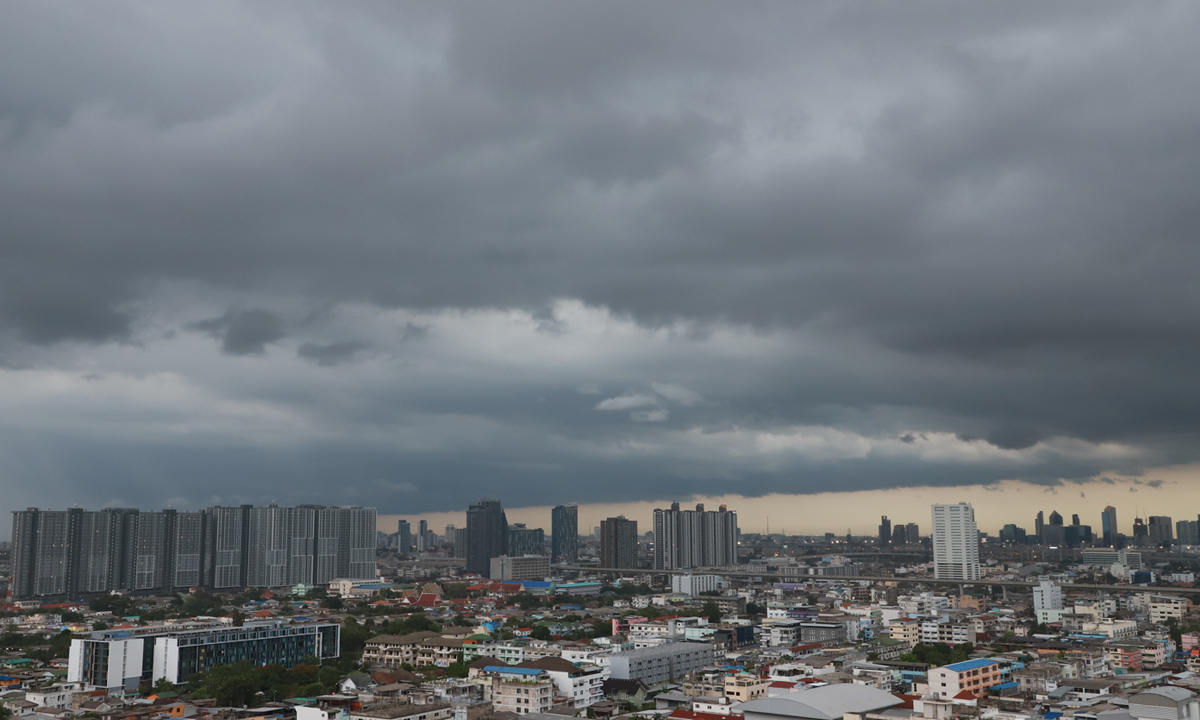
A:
[297,340,368,367]
[189,309,284,356]
[1,2,1199,519]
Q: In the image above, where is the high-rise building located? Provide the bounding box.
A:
[879,516,891,548]
[551,504,578,565]
[1133,517,1148,544]
[10,505,376,600]
[1148,516,1174,547]
[1035,511,1045,544]
[1101,506,1117,547]
[652,503,738,570]
[1071,514,1080,526]
[1176,520,1198,546]
[906,523,920,542]
[600,516,638,569]
[1048,511,1063,526]
[932,503,980,580]
[397,520,411,553]
[892,525,906,545]
[465,499,508,576]
[507,523,546,556]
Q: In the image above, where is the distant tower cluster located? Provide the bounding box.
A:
[652,502,738,570]
[10,505,376,600]
[931,502,980,580]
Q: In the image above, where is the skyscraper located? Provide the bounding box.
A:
[600,516,638,569]
[932,502,980,580]
[906,523,920,542]
[1035,511,1045,544]
[10,505,376,599]
[551,504,578,565]
[397,520,411,553]
[1101,506,1117,547]
[878,516,891,548]
[1148,516,1173,547]
[507,523,546,556]
[652,503,738,570]
[465,499,508,576]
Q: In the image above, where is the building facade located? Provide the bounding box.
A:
[551,504,578,565]
[68,620,340,690]
[600,516,638,569]
[606,643,716,684]
[931,503,980,581]
[465,499,507,576]
[652,503,739,570]
[10,505,376,599]
[490,555,551,581]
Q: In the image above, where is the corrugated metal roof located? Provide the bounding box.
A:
[942,658,997,672]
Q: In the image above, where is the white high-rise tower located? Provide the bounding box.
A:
[932,502,980,580]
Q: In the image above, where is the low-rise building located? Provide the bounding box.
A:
[483,667,554,715]
[1149,596,1189,624]
[516,657,608,709]
[606,643,716,685]
[489,556,550,582]
[926,658,1002,700]
[724,674,770,702]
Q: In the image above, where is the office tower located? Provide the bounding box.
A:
[11,505,376,599]
[507,523,546,556]
[931,503,980,580]
[1072,514,1080,526]
[551,504,579,565]
[1035,511,1045,544]
[906,523,920,542]
[1148,516,1173,547]
[892,525,906,545]
[1048,511,1063,526]
[879,516,891,548]
[600,516,638,569]
[652,503,739,570]
[1101,506,1117,547]
[465,499,508,576]
[1133,517,1148,545]
[999,524,1027,544]
[397,520,411,553]
[1176,520,1198,546]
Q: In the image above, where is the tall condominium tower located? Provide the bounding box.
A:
[932,502,980,580]
[465,499,508,576]
[652,502,738,570]
[507,523,546,556]
[10,505,377,600]
[878,516,891,548]
[551,504,578,565]
[1101,506,1117,547]
[600,516,638,569]
[397,520,412,553]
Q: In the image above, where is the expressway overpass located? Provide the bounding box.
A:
[557,565,1200,597]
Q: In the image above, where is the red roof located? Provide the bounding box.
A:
[769,681,797,689]
[891,694,919,709]
[954,690,977,700]
[669,711,736,720]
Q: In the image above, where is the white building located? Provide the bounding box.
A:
[606,642,715,684]
[672,574,722,596]
[1034,580,1065,623]
[932,503,980,580]
[1150,596,1189,624]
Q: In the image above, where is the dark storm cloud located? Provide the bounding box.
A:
[2,1,1200,516]
[189,309,284,356]
[297,340,368,367]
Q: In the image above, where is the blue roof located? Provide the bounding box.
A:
[943,658,997,672]
[522,582,554,588]
[484,666,543,676]
[994,682,1019,690]
[1044,713,1062,719]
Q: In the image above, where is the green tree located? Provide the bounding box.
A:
[530,624,553,641]
[701,601,722,625]
[151,678,176,695]
[592,620,613,637]
[445,662,469,679]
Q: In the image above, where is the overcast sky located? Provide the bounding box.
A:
[3,2,1200,532]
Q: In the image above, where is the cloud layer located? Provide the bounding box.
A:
[2,2,1200,520]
